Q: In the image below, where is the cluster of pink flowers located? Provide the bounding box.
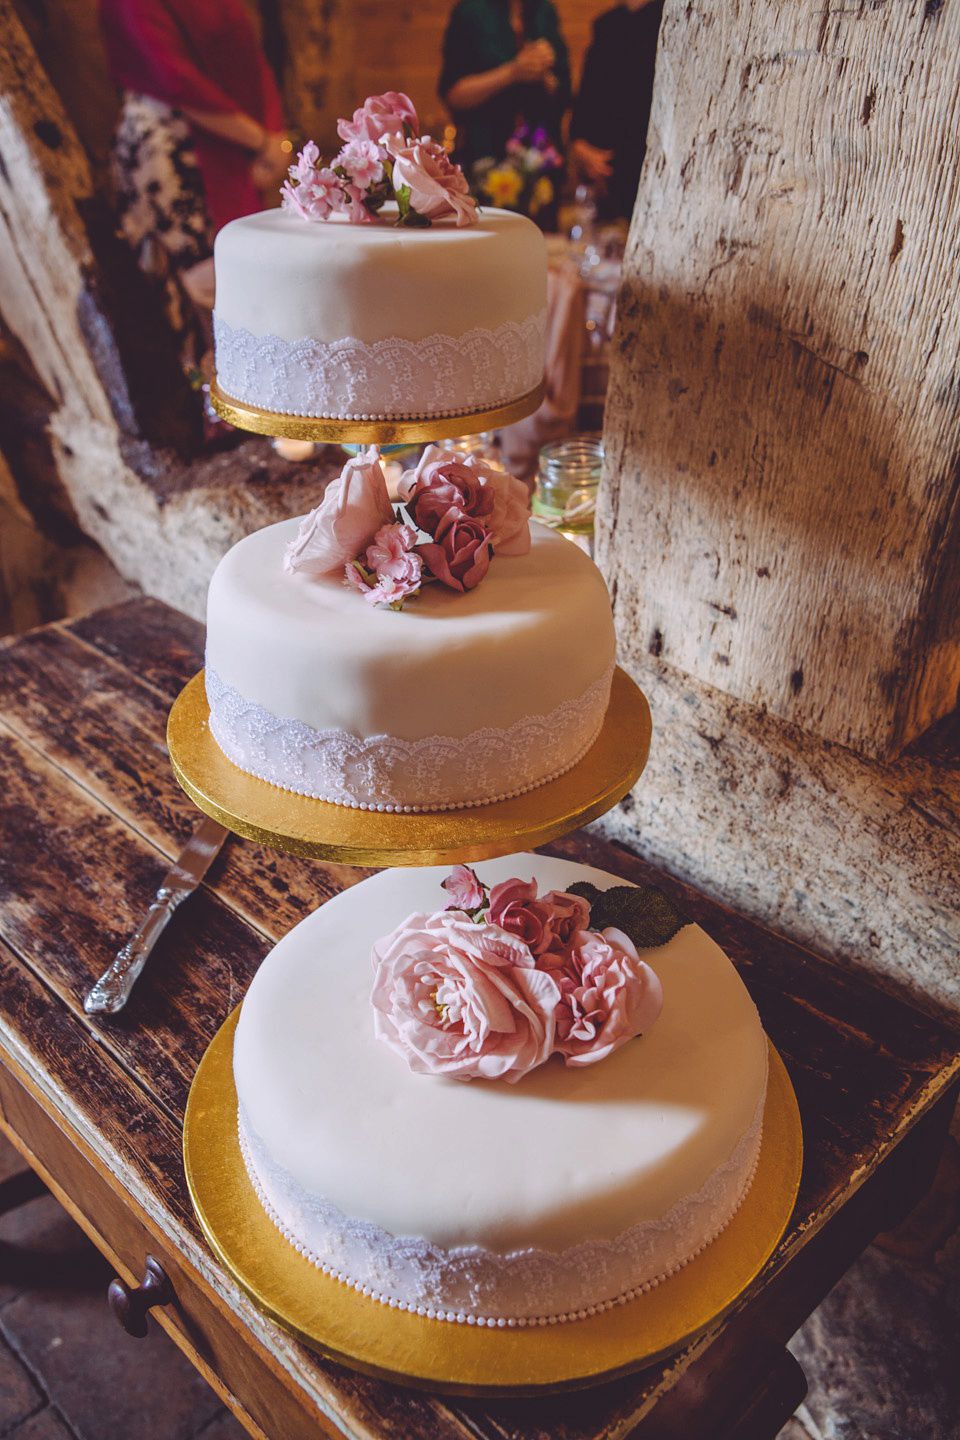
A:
[283,445,532,609]
[281,92,476,228]
[370,867,664,1083]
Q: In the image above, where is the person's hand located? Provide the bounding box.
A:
[572,138,614,189]
[512,39,555,84]
[251,131,291,190]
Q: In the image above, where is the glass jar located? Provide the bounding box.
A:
[532,436,603,555]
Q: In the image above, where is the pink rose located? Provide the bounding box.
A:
[416,511,492,592]
[463,455,531,556]
[442,865,486,912]
[400,445,495,536]
[338,92,419,145]
[384,134,477,227]
[555,928,664,1067]
[371,911,561,1081]
[284,448,393,576]
[488,877,556,957]
[540,889,592,951]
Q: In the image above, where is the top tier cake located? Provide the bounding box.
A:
[213,207,547,423]
[212,94,548,425]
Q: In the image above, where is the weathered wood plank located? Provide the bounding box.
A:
[0,616,374,937]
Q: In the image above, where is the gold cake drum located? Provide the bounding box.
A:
[209,377,547,446]
[184,1013,803,1396]
[167,666,652,867]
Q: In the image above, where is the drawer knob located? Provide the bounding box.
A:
[108,1255,174,1337]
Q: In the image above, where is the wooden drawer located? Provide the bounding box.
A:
[0,1050,347,1440]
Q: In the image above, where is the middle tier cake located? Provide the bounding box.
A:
[204,451,617,813]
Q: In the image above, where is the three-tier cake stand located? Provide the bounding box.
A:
[171,378,802,1395]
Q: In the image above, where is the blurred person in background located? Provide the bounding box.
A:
[569,0,664,223]
[98,0,289,362]
[439,0,571,176]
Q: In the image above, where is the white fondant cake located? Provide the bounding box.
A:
[233,855,769,1326]
[204,519,616,811]
[212,206,547,421]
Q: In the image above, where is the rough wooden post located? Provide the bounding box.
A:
[599,0,960,762]
[597,0,960,1012]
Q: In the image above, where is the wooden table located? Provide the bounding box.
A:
[1,598,958,1440]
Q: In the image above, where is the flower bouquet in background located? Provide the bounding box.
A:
[472,126,562,222]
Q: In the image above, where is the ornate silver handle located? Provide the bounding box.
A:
[83,885,191,1016]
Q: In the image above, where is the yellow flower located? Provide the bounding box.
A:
[530,175,553,215]
[485,166,523,208]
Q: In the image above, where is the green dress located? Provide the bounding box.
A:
[438,0,571,171]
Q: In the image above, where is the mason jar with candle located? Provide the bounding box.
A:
[532,436,603,555]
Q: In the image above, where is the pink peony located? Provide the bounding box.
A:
[555,928,664,1067]
[284,448,394,576]
[338,92,419,145]
[400,445,494,536]
[462,454,531,556]
[384,134,477,227]
[416,511,493,592]
[371,911,561,1081]
[442,865,486,912]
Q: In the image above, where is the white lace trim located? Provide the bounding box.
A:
[204,663,613,812]
[212,310,546,419]
[238,1086,766,1326]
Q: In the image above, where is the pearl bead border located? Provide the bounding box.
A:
[238,1122,764,1329]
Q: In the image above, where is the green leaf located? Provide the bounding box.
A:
[566,883,689,950]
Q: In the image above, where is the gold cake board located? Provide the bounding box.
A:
[166,668,652,866]
[184,1015,802,1397]
[209,378,547,445]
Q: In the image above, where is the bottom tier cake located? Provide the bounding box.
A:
[232,854,769,1327]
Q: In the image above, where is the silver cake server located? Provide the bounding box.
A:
[84,815,229,1016]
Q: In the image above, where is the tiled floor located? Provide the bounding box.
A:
[1,1128,959,1440]
[0,1137,245,1440]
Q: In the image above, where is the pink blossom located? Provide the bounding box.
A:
[416,511,492,592]
[442,865,486,912]
[384,134,477,227]
[281,165,343,221]
[371,911,560,1081]
[284,448,393,577]
[400,445,494,536]
[366,521,419,578]
[555,928,664,1067]
[338,92,419,145]
[336,138,384,189]
[463,455,531,555]
[353,522,423,607]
